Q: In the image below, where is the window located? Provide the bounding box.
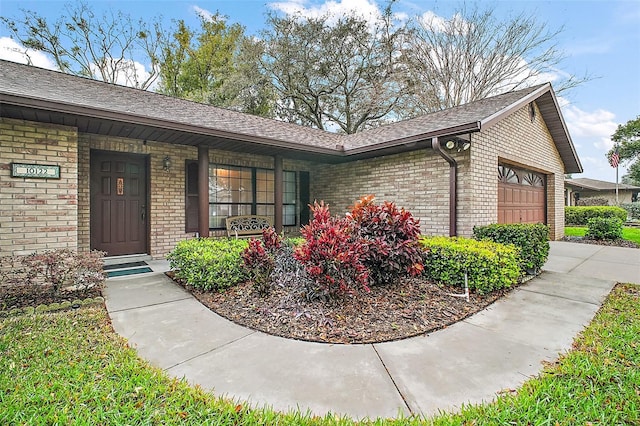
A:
[498,165,519,184]
[209,165,297,229]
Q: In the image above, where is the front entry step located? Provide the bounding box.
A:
[103,254,153,267]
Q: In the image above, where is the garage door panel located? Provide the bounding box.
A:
[498,164,546,225]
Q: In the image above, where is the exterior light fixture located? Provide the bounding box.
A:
[163,156,171,172]
[444,138,471,152]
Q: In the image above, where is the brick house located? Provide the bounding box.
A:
[0,60,582,259]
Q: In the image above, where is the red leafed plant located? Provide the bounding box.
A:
[261,227,282,253]
[349,195,424,286]
[294,201,369,297]
[241,228,281,295]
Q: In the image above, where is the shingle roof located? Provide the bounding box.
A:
[0,59,582,172]
[0,59,340,151]
[343,85,544,151]
[566,178,640,191]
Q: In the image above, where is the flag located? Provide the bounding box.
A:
[610,147,620,168]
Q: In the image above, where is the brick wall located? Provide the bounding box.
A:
[0,117,79,256]
[78,134,199,258]
[78,134,314,258]
[312,102,567,240]
[2,102,567,260]
[311,149,459,236]
[567,189,636,206]
[462,102,566,239]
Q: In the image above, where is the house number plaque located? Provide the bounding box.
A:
[11,163,60,179]
[117,178,124,195]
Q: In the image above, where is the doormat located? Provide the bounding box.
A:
[104,261,148,271]
[107,267,153,278]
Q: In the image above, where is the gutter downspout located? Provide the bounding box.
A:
[431,137,457,236]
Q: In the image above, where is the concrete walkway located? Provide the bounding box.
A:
[104,242,639,420]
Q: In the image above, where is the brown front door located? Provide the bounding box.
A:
[90,151,148,256]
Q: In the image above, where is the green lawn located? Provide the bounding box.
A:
[565,226,640,244]
[1,285,638,425]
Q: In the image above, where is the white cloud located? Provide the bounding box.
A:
[192,5,215,21]
[269,0,382,23]
[560,102,628,181]
[0,37,57,70]
[562,104,617,150]
[418,10,450,32]
[89,59,156,90]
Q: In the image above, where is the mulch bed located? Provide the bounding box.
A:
[0,283,102,311]
[562,236,639,249]
[171,274,509,344]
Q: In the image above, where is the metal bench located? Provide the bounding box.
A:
[225,215,273,239]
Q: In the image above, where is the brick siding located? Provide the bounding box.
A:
[2,102,567,260]
[311,149,457,236]
[78,134,313,258]
[462,102,565,239]
[312,102,566,240]
[0,117,79,256]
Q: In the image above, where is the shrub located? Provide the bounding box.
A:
[241,228,282,295]
[420,236,520,294]
[1,250,105,311]
[565,206,628,225]
[473,223,549,274]
[167,238,248,291]
[576,197,609,206]
[242,239,274,295]
[270,244,318,299]
[349,195,424,285]
[0,249,105,296]
[285,237,306,247]
[620,203,640,221]
[294,201,369,297]
[586,217,624,240]
[261,227,282,252]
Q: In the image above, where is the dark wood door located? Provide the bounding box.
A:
[90,151,148,256]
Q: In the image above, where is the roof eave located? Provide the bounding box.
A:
[542,88,584,174]
[0,93,342,157]
[343,122,482,156]
[481,84,583,174]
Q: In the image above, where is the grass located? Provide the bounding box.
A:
[433,284,640,424]
[565,226,640,244]
[1,285,638,425]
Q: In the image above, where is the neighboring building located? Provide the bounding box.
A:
[0,60,582,259]
[565,178,640,206]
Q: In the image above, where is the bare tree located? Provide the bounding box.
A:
[260,7,412,134]
[1,1,164,89]
[403,5,588,112]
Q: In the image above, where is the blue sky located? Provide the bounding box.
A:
[1,0,639,182]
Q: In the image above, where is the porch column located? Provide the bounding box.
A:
[198,145,210,238]
[274,155,283,234]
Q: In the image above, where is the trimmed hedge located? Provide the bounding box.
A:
[565,206,627,225]
[167,238,248,291]
[621,203,640,220]
[586,217,624,240]
[420,236,521,294]
[473,223,549,273]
